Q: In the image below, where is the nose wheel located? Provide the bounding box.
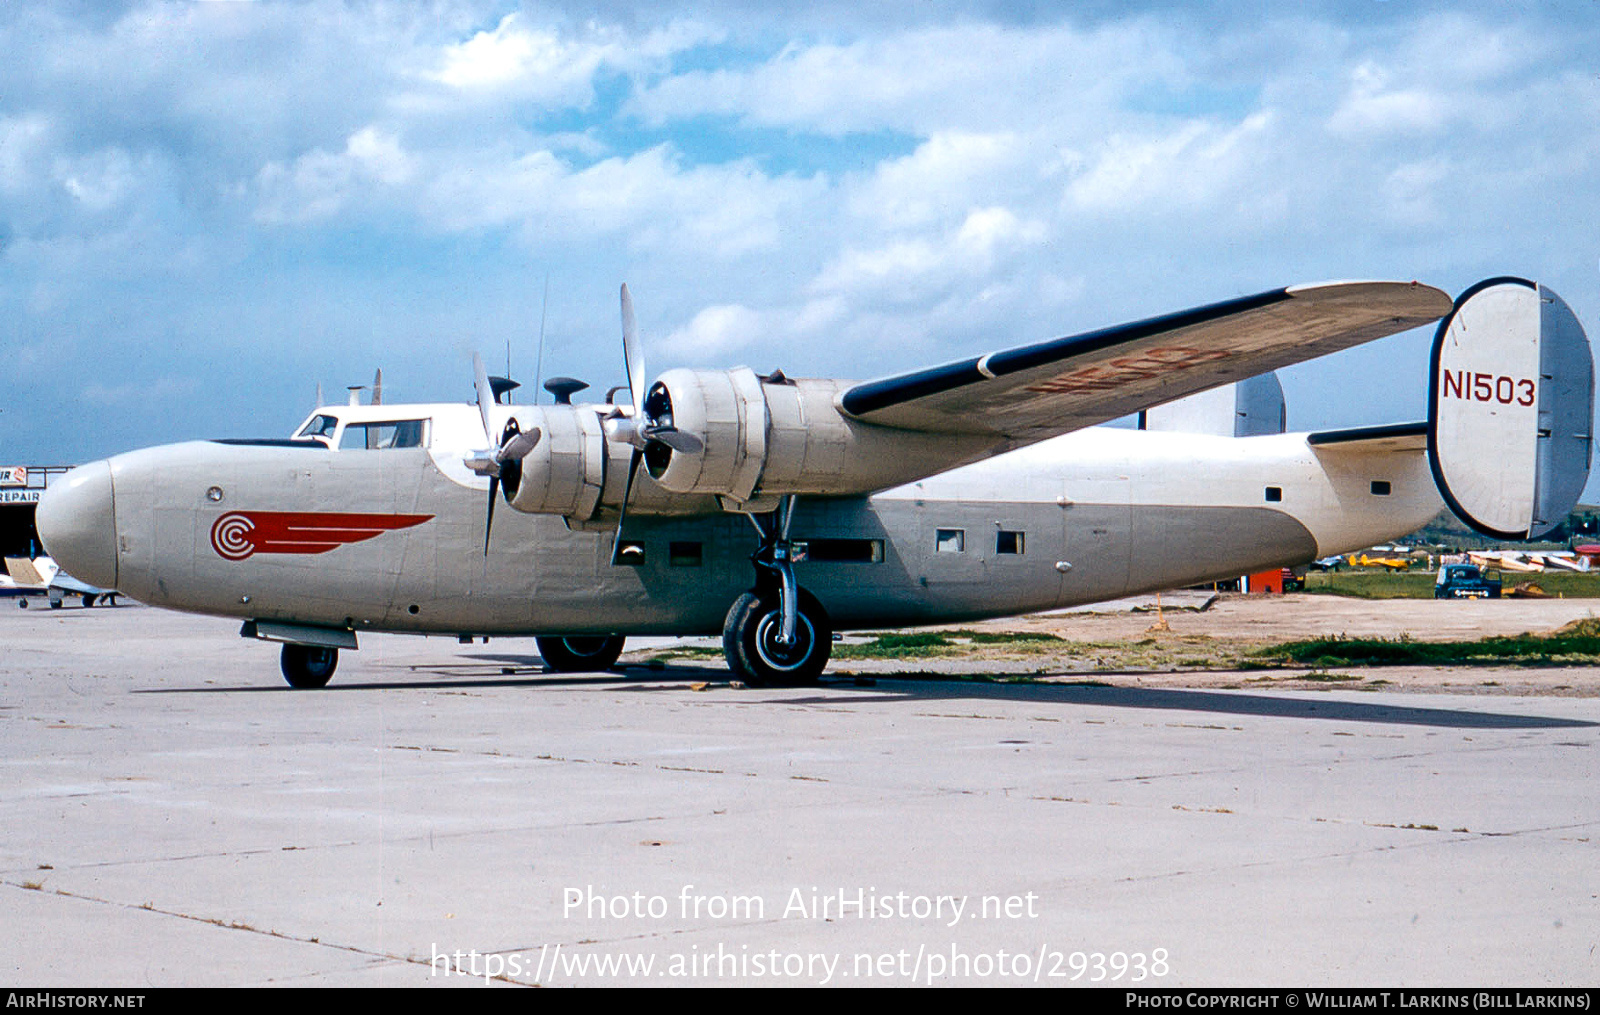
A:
[280,644,338,689]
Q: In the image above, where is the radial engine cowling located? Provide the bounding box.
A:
[639,367,985,503]
[501,406,607,520]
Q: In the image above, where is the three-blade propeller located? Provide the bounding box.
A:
[601,285,704,564]
[603,285,704,456]
[467,351,541,553]
[468,284,703,559]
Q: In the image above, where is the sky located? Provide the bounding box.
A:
[3,1,1599,491]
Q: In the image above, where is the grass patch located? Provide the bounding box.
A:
[646,646,723,662]
[1304,569,1600,600]
[1256,629,1600,667]
[833,629,1063,660]
[1301,571,1436,599]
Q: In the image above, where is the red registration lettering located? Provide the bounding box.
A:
[1440,369,1536,406]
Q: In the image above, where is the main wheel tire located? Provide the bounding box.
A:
[280,644,338,689]
[722,588,831,687]
[536,635,626,672]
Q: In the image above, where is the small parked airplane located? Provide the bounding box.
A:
[3,555,118,608]
[36,276,1593,687]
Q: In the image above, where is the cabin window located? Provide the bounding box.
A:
[1371,481,1391,496]
[801,538,885,563]
[613,541,646,566]
[339,420,428,450]
[936,529,965,553]
[1264,487,1282,503]
[297,415,339,441]
[996,530,1025,554]
[669,542,703,567]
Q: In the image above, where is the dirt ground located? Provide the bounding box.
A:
[824,593,1600,696]
[997,591,1600,643]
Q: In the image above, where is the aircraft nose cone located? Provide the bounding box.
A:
[36,460,118,591]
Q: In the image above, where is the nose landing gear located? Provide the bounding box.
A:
[280,644,338,689]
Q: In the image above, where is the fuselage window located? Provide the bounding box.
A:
[936,529,965,553]
[669,542,703,567]
[800,538,885,563]
[339,420,429,450]
[614,541,646,566]
[996,531,1024,554]
[1264,486,1283,503]
[1371,481,1392,496]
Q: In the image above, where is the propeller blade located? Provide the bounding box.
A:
[498,428,541,463]
[609,448,643,567]
[484,474,499,555]
[472,352,495,441]
[646,428,703,454]
[620,283,644,417]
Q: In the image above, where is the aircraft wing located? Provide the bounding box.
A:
[4,557,48,588]
[49,571,108,596]
[838,282,1453,440]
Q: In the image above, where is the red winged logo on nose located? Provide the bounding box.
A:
[210,511,432,561]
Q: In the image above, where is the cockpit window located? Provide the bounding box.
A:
[338,419,429,450]
[297,415,339,440]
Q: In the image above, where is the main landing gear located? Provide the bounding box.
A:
[722,496,832,687]
[280,644,338,689]
[536,635,626,672]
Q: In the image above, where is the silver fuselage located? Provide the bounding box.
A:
[39,404,1439,638]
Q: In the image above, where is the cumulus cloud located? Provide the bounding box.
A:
[2,1,1598,469]
[660,302,765,361]
[253,126,414,223]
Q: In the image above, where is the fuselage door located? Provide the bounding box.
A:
[1059,474,1132,606]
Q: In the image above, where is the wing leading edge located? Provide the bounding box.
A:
[839,281,1454,440]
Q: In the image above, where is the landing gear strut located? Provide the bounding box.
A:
[280,644,338,689]
[722,497,831,686]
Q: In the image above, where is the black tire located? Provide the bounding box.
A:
[536,635,626,672]
[281,644,338,689]
[722,588,831,687]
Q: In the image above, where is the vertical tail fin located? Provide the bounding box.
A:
[1429,277,1594,539]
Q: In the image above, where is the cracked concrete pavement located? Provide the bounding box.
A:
[3,602,1597,985]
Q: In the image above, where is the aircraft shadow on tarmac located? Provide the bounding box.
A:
[134,653,1597,731]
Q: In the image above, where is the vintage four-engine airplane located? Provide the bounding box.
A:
[36,276,1593,687]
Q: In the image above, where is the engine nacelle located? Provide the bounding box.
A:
[641,367,991,503]
[501,406,607,519]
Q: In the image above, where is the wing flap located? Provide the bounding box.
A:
[840,281,1453,439]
